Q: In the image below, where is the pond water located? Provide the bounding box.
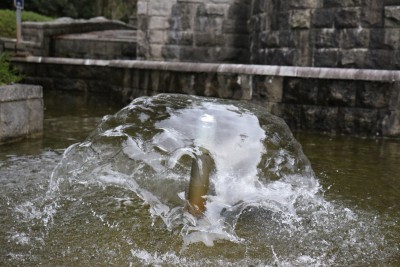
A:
[0,91,399,266]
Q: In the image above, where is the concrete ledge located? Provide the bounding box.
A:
[13,56,400,82]
[0,84,43,144]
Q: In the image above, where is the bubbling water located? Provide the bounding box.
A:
[35,94,398,265]
[48,94,316,245]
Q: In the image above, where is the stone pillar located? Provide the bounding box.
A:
[0,84,43,144]
[137,0,251,63]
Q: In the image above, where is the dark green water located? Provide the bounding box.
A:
[296,132,400,214]
[0,91,399,266]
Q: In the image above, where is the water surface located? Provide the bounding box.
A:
[0,92,399,266]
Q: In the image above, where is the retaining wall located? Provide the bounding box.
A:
[53,30,137,60]
[249,0,400,69]
[0,84,43,144]
[21,17,135,57]
[138,0,400,69]
[12,56,400,137]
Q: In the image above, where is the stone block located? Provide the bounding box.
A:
[214,47,250,63]
[357,82,391,108]
[223,33,249,49]
[137,15,149,32]
[149,30,168,44]
[264,48,296,66]
[238,74,253,100]
[205,3,229,16]
[180,47,211,62]
[161,45,181,60]
[382,110,400,137]
[0,84,43,144]
[137,1,148,15]
[385,6,400,27]
[334,7,361,28]
[253,76,283,102]
[148,16,170,30]
[355,108,380,136]
[216,74,236,98]
[149,44,163,59]
[168,31,193,45]
[312,8,335,28]
[228,2,250,20]
[370,28,400,50]
[384,28,400,49]
[289,0,320,9]
[337,107,356,134]
[195,17,224,33]
[259,31,277,48]
[323,0,361,8]
[251,0,267,14]
[339,28,370,48]
[365,49,395,69]
[148,1,176,16]
[283,78,319,105]
[222,19,249,34]
[169,15,192,31]
[279,31,296,47]
[194,33,224,46]
[318,80,357,107]
[303,105,339,133]
[204,73,219,97]
[313,28,339,48]
[394,50,400,69]
[338,107,383,136]
[361,8,383,27]
[277,12,291,30]
[339,48,368,68]
[280,104,303,129]
[369,28,388,49]
[289,10,312,29]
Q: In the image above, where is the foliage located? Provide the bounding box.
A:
[0,9,53,38]
[0,0,95,18]
[1,1,137,22]
[34,0,96,19]
[0,52,22,85]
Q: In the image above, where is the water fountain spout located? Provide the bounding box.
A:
[186,148,214,217]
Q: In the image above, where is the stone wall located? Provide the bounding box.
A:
[280,78,400,136]
[0,84,43,144]
[53,30,137,60]
[137,0,251,63]
[137,1,400,69]
[12,56,400,137]
[249,0,400,69]
[21,17,134,57]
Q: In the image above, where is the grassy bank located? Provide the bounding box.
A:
[0,9,53,38]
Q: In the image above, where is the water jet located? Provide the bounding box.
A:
[187,148,213,217]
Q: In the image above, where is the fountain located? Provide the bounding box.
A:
[1,93,399,266]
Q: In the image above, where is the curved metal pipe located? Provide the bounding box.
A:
[186,149,214,217]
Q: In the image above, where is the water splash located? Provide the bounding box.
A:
[47,94,316,244]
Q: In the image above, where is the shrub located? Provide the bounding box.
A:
[0,53,22,85]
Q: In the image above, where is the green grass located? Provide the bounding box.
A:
[0,9,53,38]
